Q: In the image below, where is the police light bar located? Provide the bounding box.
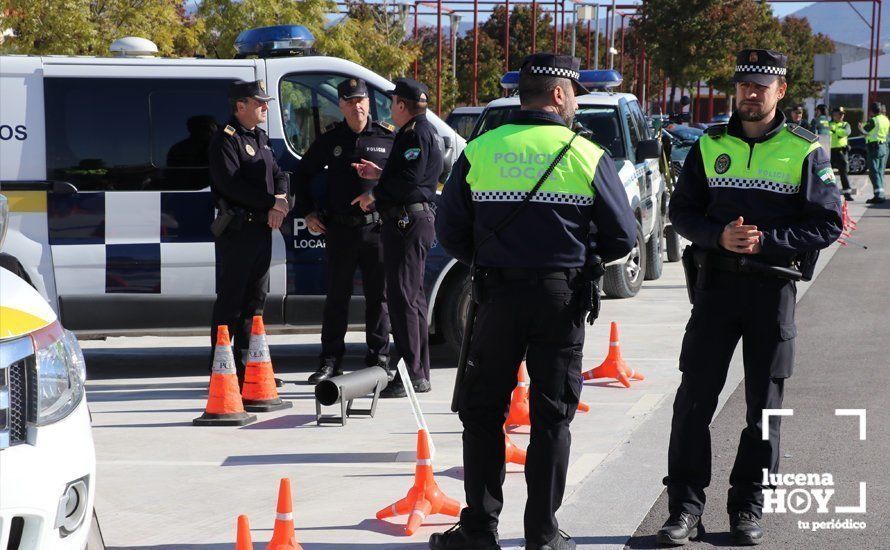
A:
[500,69,623,92]
[235,25,316,58]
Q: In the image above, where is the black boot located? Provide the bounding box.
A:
[412,377,432,393]
[527,530,576,550]
[308,360,341,384]
[866,196,886,204]
[379,376,407,398]
[656,512,704,546]
[844,193,854,202]
[429,523,500,550]
[730,511,763,545]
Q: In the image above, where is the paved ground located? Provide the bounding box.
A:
[82,175,883,549]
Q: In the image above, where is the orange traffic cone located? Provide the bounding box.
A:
[376,429,460,535]
[577,401,590,413]
[268,478,302,550]
[504,429,526,466]
[242,316,292,412]
[581,322,644,388]
[193,326,257,426]
[505,362,531,426]
[236,515,254,550]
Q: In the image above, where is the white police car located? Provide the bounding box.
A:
[0,25,472,351]
[0,194,104,549]
[470,70,668,297]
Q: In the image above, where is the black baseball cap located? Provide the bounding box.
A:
[831,106,844,114]
[520,53,590,95]
[733,49,788,86]
[389,78,429,102]
[228,80,274,102]
[791,104,805,112]
[337,78,369,100]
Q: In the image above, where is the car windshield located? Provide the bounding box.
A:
[447,113,480,140]
[472,105,625,159]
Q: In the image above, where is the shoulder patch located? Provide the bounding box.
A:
[706,124,727,138]
[376,120,395,133]
[787,124,818,143]
[224,125,236,136]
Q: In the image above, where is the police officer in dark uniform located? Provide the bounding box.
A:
[431,53,637,550]
[293,78,396,383]
[352,78,443,398]
[657,50,842,546]
[208,80,290,381]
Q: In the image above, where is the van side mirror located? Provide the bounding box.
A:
[636,138,662,160]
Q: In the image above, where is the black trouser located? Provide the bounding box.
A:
[666,270,795,519]
[458,274,584,545]
[831,147,852,192]
[321,220,390,367]
[380,209,435,382]
[210,221,272,380]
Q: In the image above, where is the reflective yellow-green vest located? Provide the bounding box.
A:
[813,115,830,135]
[463,123,604,204]
[699,126,823,194]
[866,114,890,143]
[829,120,851,149]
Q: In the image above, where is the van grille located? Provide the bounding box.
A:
[0,338,36,449]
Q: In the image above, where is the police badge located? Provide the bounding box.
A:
[245,144,256,156]
[749,51,758,63]
[714,153,731,174]
[333,145,343,157]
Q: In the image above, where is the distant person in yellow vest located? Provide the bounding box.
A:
[829,107,853,201]
[810,104,830,135]
[859,102,889,203]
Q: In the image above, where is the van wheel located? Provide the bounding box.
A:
[87,509,106,550]
[603,222,646,298]
[665,224,682,263]
[439,271,472,356]
[644,211,664,280]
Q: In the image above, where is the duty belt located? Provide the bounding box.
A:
[696,250,802,281]
[382,202,431,220]
[238,209,270,225]
[484,267,581,283]
[328,211,380,227]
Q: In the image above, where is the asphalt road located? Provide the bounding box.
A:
[628,200,890,549]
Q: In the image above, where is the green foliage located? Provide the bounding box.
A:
[2,0,203,56]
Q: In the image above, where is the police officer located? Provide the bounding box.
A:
[208,80,290,381]
[829,107,853,201]
[352,78,443,398]
[810,103,830,135]
[432,53,637,550]
[786,104,806,129]
[658,50,842,546]
[859,102,889,204]
[293,78,396,383]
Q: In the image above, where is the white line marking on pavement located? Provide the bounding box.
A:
[97,460,418,469]
[835,409,867,440]
[626,394,666,417]
[566,453,607,486]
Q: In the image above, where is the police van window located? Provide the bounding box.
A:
[472,107,516,138]
[624,107,643,161]
[279,73,347,156]
[575,107,626,160]
[44,78,230,192]
[628,101,651,141]
[370,89,394,126]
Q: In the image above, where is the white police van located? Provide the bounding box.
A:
[0,25,472,350]
[471,70,669,297]
[0,194,103,549]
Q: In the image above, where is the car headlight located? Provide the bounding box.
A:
[0,194,8,250]
[30,323,86,426]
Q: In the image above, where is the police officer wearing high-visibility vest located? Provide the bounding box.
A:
[432,53,636,550]
[208,80,290,382]
[293,78,396,384]
[657,50,842,547]
[810,103,830,135]
[352,78,443,398]
[829,106,853,201]
[859,101,889,204]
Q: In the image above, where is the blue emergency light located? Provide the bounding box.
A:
[235,25,316,58]
[500,69,623,93]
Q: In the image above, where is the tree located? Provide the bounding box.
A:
[345,1,419,79]
[414,25,458,114]
[481,5,554,71]
[455,30,504,105]
[779,16,835,107]
[2,0,203,56]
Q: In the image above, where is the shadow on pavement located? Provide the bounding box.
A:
[222,451,406,466]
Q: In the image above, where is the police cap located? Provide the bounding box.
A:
[228,80,274,102]
[389,78,429,103]
[831,106,844,114]
[337,78,369,100]
[733,49,787,86]
[519,53,590,95]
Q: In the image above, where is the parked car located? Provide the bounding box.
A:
[446,106,484,140]
[847,136,867,175]
[662,124,704,178]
